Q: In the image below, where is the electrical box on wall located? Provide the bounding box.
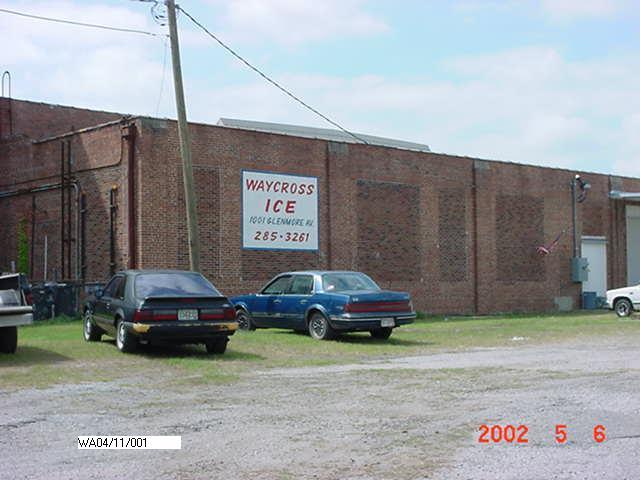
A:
[571,257,589,283]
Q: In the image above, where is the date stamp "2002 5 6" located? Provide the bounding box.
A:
[478,424,606,444]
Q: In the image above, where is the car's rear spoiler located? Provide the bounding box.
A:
[140,296,229,308]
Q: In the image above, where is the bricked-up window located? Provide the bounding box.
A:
[439,190,467,281]
[356,180,421,281]
[241,250,320,281]
[496,195,545,282]
[176,166,220,281]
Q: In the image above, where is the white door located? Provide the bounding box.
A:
[582,237,607,297]
[627,206,640,286]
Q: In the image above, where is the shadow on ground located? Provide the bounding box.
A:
[100,340,266,362]
[0,347,73,366]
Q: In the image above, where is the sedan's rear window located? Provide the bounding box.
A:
[135,273,221,298]
[321,273,379,292]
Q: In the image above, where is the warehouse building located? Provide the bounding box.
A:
[1,97,639,314]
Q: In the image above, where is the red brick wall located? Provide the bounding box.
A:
[0,121,131,282]
[0,98,120,140]
[3,101,640,314]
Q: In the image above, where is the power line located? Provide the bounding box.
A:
[0,7,167,38]
[175,5,369,145]
[155,36,169,117]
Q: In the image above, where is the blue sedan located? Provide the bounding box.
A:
[230,271,416,340]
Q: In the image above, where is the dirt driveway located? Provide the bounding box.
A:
[2,334,640,479]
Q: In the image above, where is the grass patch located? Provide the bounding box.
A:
[1,311,638,390]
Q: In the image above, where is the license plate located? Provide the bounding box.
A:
[178,309,198,321]
[381,318,395,327]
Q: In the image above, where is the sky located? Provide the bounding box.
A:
[1,0,639,177]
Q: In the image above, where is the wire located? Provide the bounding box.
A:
[155,36,169,117]
[175,5,369,145]
[0,7,167,38]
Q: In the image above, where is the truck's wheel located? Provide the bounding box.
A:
[615,298,633,318]
[0,326,18,354]
[83,309,102,342]
[205,338,228,354]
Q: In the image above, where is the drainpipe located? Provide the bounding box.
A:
[30,195,36,277]
[472,162,479,315]
[124,124,137,269]
[80,193,87,281]
[109,186,117,275]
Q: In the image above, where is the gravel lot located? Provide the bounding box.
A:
[2,334,640,479]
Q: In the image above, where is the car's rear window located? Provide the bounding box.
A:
[321,273,379,292]
[135,273,221,298]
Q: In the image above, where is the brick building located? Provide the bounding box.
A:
[1,97,639,314]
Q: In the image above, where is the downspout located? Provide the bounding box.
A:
[30,195,36,277]
[72,182,80,281]
[124,124,137,269]
[325,142,332,269]
[472,162,479,315]
[60,142,65,281]
[80,193,87,281]
[109,186,117,275]
[66,140,72,279]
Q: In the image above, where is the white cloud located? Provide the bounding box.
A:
[0,1,170,116]
[1,2,638,178]
[540,0,619,20]
[184,47,640,177]
[204,0,388,46]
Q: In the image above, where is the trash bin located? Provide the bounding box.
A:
[582,291,597,310]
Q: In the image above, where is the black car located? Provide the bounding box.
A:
[83,270,238,354]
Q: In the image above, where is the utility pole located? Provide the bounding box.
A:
[166,0,200,272]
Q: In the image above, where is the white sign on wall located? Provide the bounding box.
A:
[242,170,319,251]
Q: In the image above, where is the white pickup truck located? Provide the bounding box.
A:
[0,273,34,353]
[606,284,639,317]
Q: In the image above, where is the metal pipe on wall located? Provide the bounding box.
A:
[109,187,117,275]
[124,124,137,269]
[60,141,65,281]
[80,192,87,281]
[66,140,72,279]
[44,235,48,282]
[30,195,36,277]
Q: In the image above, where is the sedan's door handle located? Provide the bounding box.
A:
[273,299,282,304]
[300,300,308,304]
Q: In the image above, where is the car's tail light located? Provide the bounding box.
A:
[200,307,236,321]
[200,309,224,320]
[224,307,236,321]
[25,292,33,305]
[133,309,178,321]
[133,310,154,322]
[344,301,411,313]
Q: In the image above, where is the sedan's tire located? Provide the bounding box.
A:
[370,327,393,340]
[0,326,18,354]
[615,298,633,318]
[83,309,102,342]
[205,338,228,354]
[236,309,256,331]
[308,312,335,340]
[116,319,137,353]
